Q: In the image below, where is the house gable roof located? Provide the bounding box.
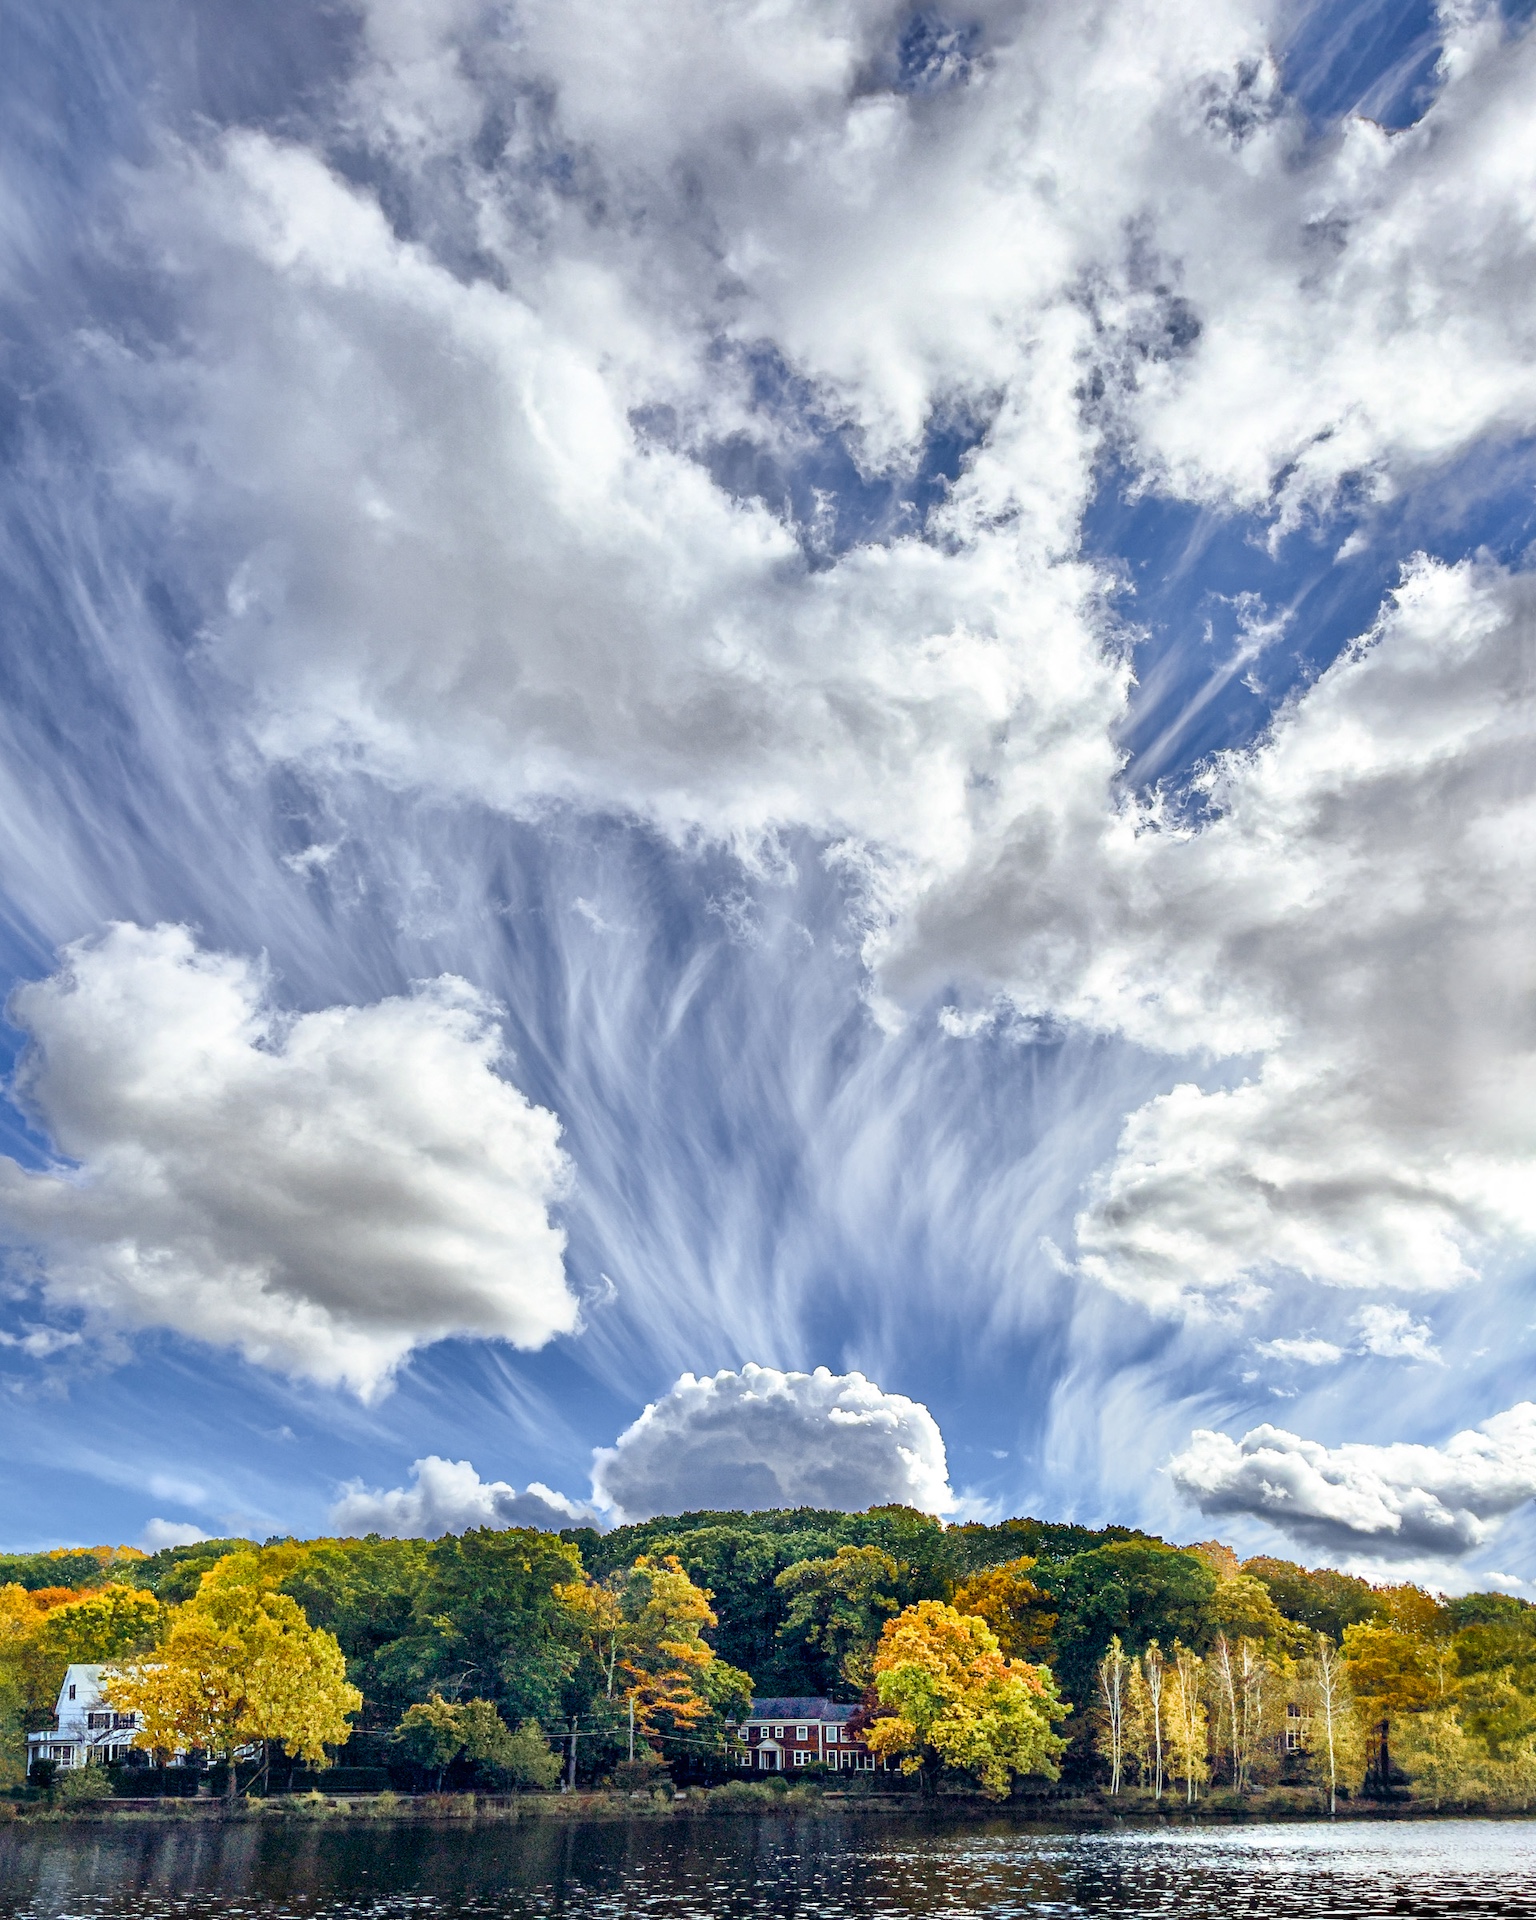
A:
[748,1697,860,1721]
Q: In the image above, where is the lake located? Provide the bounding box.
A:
[1,1812,1533,1918]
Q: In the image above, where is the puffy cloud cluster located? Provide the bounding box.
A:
[330,1455,598,1537]
[1170,1402,1536,1558]
[591,1364,954,1522]
[92,0,1534,871]
[139,1519,211,1552]
[903,557,1536,1315]
[0,924,575,1395]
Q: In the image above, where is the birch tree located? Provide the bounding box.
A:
[1095,1635,1128,1794]
[1124,1659,1153,1788]
[1143,1642,1165,1799]
[1302,1632,1364,1815]
[1167,1644,1209,1803]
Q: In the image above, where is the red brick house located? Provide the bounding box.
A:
[739,1697,889,1772]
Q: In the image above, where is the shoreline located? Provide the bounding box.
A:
[5,1786,1534,1830]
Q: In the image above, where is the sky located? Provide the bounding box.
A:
[2,0,1536,1590]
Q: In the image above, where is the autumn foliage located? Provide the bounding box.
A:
[864,1599,1068,1797]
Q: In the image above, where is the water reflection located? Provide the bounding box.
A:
[0,1814,1534,1918]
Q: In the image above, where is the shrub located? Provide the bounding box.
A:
[55,1766,114,1804]
[611,1755,670,1791]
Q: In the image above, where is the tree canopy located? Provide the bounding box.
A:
[864,1599,1068,1797]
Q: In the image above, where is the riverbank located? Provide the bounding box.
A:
[3,1782,1531,1828]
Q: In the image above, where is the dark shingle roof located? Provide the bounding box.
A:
[748,1697,859,1720]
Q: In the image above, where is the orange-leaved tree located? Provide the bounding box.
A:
[561,1554,751,1762]
[863,1600,1068,1798]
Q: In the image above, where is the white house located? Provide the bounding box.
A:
[27,1664,144,1771]
[738,1697,888,1771]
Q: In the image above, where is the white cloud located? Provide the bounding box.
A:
[1128,7,1536,526]
[1357,1304,1441,1363]
[0,924,575,1396]
[590,1363,954,1522]
[329,1455,598,1537]
[73,0,1534,899]
[1254,1337,1343,1367]
[119,124,1120,900]
[139,1519,210,1551]
[900,557,1536,1317]
[1169,1401,1536,1559]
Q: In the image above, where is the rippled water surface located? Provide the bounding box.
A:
[1,1814,1534,1919]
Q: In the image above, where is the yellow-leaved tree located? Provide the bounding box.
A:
[0,1582,164,1782]
[107,1548,359,1797]
[864,1600,1068,1798]
[950,1559,1058,1663]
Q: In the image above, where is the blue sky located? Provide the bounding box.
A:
[2,0,1536,1583]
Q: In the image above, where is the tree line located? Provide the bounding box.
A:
[2,1509,1534,1806]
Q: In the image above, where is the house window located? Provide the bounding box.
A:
[794,1751,809,1766]
[114,1713,136,1730]
[826,1725,838,1742]
[87,1712,111,1730]
[68,1685,77,1701]
[796,1725,808,1740]
[773,1724,783,1737]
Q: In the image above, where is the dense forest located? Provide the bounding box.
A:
[3,1506,1534,1807]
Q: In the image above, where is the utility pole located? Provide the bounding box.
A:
[628,1694,635,1764]
[567,1717,577,1790]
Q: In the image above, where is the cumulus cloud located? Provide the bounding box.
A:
[0,924,575,1395]
[330,1456,599,1537]
[139,1519,211,1552]
[1357,1305,1441,1363]
[901,556,1536,1315]
[1254,1337,1343,1367]
[591,1363,954,1522]
[1169,1402,1536,1558]
[64,0,1530,891]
